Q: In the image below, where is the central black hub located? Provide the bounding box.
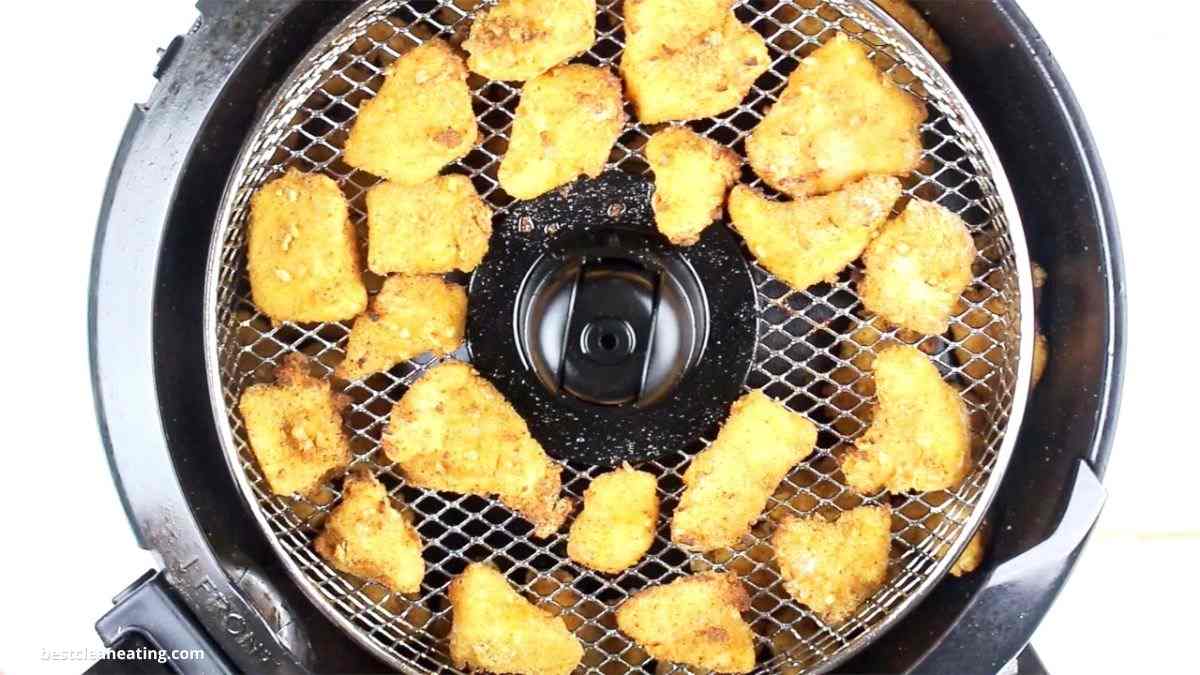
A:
[468,172,756,466]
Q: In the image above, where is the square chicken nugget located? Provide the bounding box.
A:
[621,0,768,123]
[464,0,596,81]
[567,465,659,574]
[616,571,755,673]
[313,472,425,594]
[747,34,926,197]
[336,275,467,381]
[247,169,367,323]
[238,355,352,497]
[498,64,625,200]
[366,175,492,275]
[449,563,583,675]
[343,39,477,185]
[772,506,892,625]
[672,391,818,551]
[646,127,740,246]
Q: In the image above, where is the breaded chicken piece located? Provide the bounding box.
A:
[313,472,425,594]
[621,0,768,123]
[336,275,467,381]
[499,64,625,200]
[860,199,976,334]
[672,391,818,551]
[343,39,477,185]
[646,127,740,246]
[948,526,987,576]
[616,572,755,673]
[841,345,971,494]
[874,0,951,65]
[1032,331,1049,387]
[728,176,902,290]
[366,175,492,275]
[567,465,659,573]
[238,355,352,496]
[463,0,596,81]
[746,34,926,197]
[247,169,367,323]
[382,361,573,536]
[771,506,891,625]
[449,564,584,675]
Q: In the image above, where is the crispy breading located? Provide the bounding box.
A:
[247,169,367,323]
[1032,331,1049,387]
[841,345,971,494]
[499,64,625,200]
[860,198,975,335]
[646,127,740,246]
[343,39,477,185]
[672,391,818,551]
[728,176,902,290]
[238,355,352,496]
[336,276,467,381]
[873,0,951,65]
[615,572,755,673]
[620,0,768,123]
[948,526,986,576]
[449,564,584,675]
[746,34,926,197]
[313,472,425,594]
[567,465,659,573]
[464,0,596,81]
[771,506,891,625]
[382,361,573,536]
[366,175,492,275]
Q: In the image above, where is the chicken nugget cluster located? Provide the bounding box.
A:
[336,275,467,381]
[568,465,659,573]
[499,64,625,200]
[841,345,971,494]
[672,391,818,551]
[247,169,367,323]
[771,506,892,625]
[616,571,755,673]
[366,174,492,275]
[238,355,352,496]
[728,176,902,290]
[449,564,584,675]
[646,127,741,246]
[860,198,976,335]
[344,39,477,185]
[464,0,596,81]
[313,472,425,594]
[382,360,573,537]
[747,34,926,197]
[621,0,769,123]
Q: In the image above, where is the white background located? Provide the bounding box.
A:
[0,1,1196,673]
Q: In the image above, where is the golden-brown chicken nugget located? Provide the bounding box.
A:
[873,0,951,65]
[449,563,584,675]
[568,465,659,573]
[616,571,755,673]
[841,345,971,493]
[860,198,976,335]
[646,127,740,245]
[464,0,596,81]
[238,355,352,496]
[499,64,625,200]
[672,391,818,551]
[366,175,492,275]
[247,169,367,323]
[313,472,425,594]
[344,39,477,185]
[1032,331,1049,387]
[728,176,902,290]
[621,0,768,123]
[382,361,573,536]
[948,526,987,576]
[336,275,467,381]
[772,506,891,625]
[747,34,926,197]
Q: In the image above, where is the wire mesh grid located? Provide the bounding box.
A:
[207,0,1026,672]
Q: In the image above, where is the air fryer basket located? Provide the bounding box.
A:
[204,1,1033,673]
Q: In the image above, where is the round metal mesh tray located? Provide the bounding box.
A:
[205,1,1032,672]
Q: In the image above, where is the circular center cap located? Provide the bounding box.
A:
[581,318,636,362]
